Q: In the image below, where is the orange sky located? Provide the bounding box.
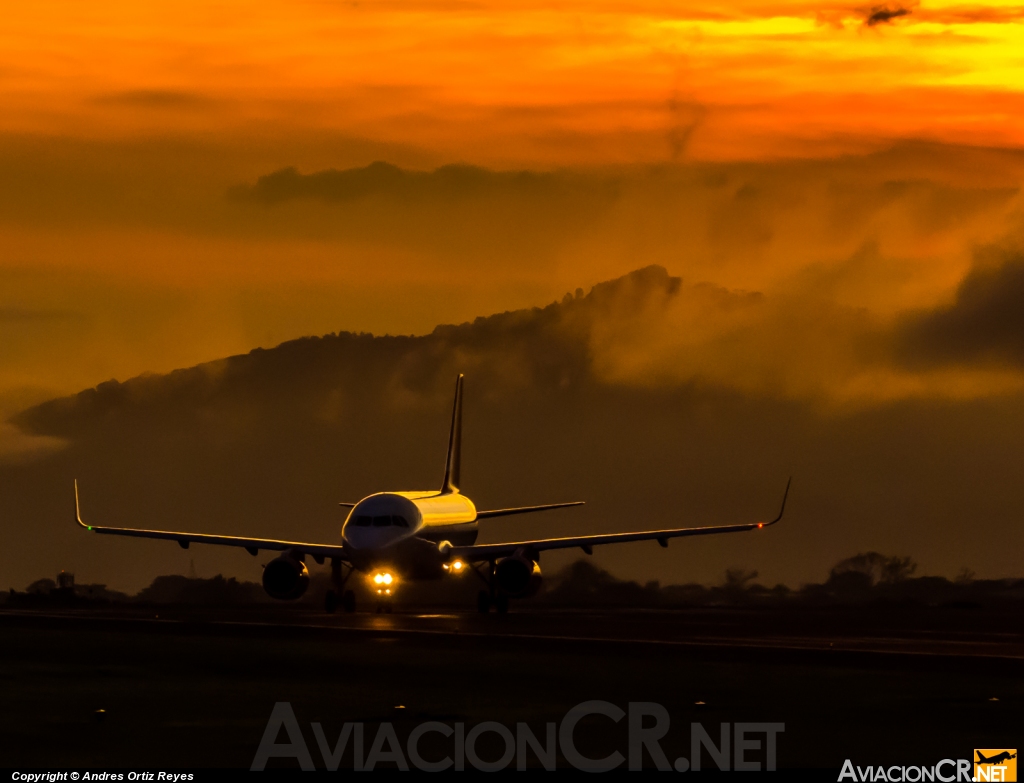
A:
[1,0,1024,424]
[2,0,1024,163]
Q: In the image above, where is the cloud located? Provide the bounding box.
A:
[9,0,1024,164]
[864,4,912,25]
[897,248,1024,366]
[91,90,216,110]
[3,140,1024,425]
[228,161,570,205]
[0,422,66,465]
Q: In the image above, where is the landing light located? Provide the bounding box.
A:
[444,560,465,574]
[372,572,395,586]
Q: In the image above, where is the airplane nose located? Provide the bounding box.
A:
[344,504,418,549]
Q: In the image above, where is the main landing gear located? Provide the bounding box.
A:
[324,589,356,614]
[325,557,357,614]
[474,562,509,614]
[478,591,509,614]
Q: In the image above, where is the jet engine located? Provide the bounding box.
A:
[262,555,310,600]
[495,555,542,597]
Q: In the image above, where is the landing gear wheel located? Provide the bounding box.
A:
[477,590,492,613]
[342,590,356,613]
[375,602,383,614]
[384,602,393,614]
[324,590,338,614]
[495,594,509,614]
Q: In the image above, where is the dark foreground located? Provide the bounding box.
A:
[0,606,1019,774]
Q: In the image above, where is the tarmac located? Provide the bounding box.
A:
[0,605,1019,770]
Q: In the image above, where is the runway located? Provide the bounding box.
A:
[3,604,1022,665]
[0,605,1020,769]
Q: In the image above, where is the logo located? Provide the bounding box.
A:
[251,702,785,771]
[974,749,1016,782]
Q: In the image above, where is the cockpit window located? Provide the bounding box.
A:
[354,514,409,528]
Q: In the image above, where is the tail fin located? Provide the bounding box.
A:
[441,374,464,494]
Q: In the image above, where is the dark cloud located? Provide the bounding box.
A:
[3,138,1024,455]
[92,90,216,109]
[228,161,573,205]
[865,4,911,25]
[898,249,1024,366]
[667,95,705,162]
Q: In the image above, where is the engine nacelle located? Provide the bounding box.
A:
[495,555,542,598]
[262,556,310,600]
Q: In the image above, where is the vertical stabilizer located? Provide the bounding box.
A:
[441,374,464,494]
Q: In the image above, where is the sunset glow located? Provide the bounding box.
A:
[1,0,1023,161]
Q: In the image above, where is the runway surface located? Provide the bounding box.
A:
[3,603,1022,664]
[0,605,1020,769]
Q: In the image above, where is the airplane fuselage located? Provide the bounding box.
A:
[341,491,478,579]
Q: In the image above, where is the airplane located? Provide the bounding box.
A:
[977,752,1016,765]
[73,374,790,614]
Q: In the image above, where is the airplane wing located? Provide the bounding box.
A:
[74,481,347,561]
[476,501,585,519]
[448,479,790,561]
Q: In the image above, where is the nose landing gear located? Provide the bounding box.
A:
[474,561,509,614]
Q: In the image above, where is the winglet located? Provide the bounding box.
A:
[74,479,92,530]
[441,374,464,495]
[762,477,791,527]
